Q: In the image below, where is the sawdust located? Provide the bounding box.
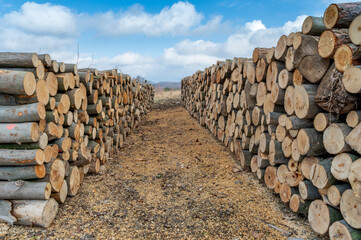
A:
[4,100,321,239]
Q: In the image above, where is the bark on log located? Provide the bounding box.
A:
[299,180,321,200]
[0,200,16,224]
[290,194,311,215]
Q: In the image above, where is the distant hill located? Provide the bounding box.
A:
[152,81,181,90]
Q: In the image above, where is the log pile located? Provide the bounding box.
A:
[0,52,154,227]
[182,2,361,238]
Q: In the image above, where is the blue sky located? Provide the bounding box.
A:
[0,0,343,82]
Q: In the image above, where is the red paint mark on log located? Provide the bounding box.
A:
[18,112,23,116]
[6,124,16,130]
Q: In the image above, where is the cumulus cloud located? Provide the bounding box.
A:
[92,1,204,36]
[3,2,77,36]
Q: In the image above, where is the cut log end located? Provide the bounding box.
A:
[24,72,36,96]
[323,4,339,29]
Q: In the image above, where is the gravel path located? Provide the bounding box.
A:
[4,102,320,239]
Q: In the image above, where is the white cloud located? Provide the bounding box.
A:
[3,2,77,36]
[92,1,204,36]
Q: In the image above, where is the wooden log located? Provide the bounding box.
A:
[285,171,304,187]
[318,29,350,58]
[294,84,322,119]
[329,219,361,240]
[0,103,46,123]
[255,58,267,82]
[328,184,351,207]
[0,149,44,166]
[265,166,277,189]
[278,69,293,89]
[343,65,361,94]
[316,64,358,114]
[324,123,352,154]
[300,157,320,180]
[298,55,330,84]
[266,61,284,91]
[0,122,39,143]
[308,199,343,235]
[349,15,361,45]
[0,181,51,200]
[0,165,45,180]
[299,180,321,200]
[336,44,361,73]
[349,159,361,198]
[340,189,361,229]
[270,83,284,105]
[314,112,339,132]
[290,194,311,216]
[302,16,327,36]
[285,47,295,71]
[286,116,313,130]
[347,111,361,128]
[269,140,288,165]
[275,35,288,61]
[284,86,294,115]
[11,199,58,228]
[310,158,338,189]
[0,70,36,96]
[280,182,298,203]
[0,52,38,68]
[297,128,326,156]
[323,2,361,29]
[51,179,67,204]
[66,166,80,196]
[332,153,359,182]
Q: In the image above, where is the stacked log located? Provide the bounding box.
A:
[0,53,154,227]
[181,2,361,238]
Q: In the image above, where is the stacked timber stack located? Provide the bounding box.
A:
[0,52,154,228]
[181,2,361,239]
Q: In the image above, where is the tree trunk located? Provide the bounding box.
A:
[297,128,326,156]
[349,15,361,45]
[0,122,39,143]
[294,84,322,119]
[51,180,67,204]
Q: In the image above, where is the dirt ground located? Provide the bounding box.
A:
[3,99,322,240]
